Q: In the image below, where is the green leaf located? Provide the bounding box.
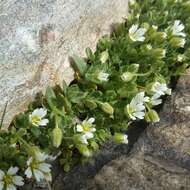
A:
[61,80,68,95]
[117,83,138,98]
[86,47,95,61]
[45,86,57,109]
[46,86,56,100]
[58,94,72,113]
[72,55,87,76]
[67,85,87,103]
[31,127,41,138]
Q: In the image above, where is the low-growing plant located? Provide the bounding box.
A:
[1,0,190,189]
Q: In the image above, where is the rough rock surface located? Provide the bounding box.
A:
[0,0,128,127]
[91,72,190,190]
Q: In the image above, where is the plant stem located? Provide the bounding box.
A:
[137,85,146,90]
[145,103,151,111]
[135,70,152,76]
[46,179,52,190]
[16,134,32,150]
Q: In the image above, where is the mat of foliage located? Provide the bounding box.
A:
[1,0,190,189]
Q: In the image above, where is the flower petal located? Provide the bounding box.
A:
[0,170,5,180]
[39,163,51,173]
[38,119,49,126]
[32,108,47,118]
[33,169,44,182]
[26,157,33,166]
[35,152,48,162]
[25,167,32,178]
[80,135,88,145]
[0,181,4,190]
[84,132,94,139]
[90,127,96,132]
[129,24,138,33]
[12,176,24,186]
[6,184,16,190]
[76,124,83,132]
[134,111,145,119]
[7,167,18,175]
[87,117,95,125]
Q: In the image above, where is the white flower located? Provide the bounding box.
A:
[150,93,162,106]
[151,82,171,96]
[25,152,52,182]
[171,20,186,37]
[97,71,109,82]
[76,118,96,145]
[0,167,24,190]
[125,92,149,120]
[129,24,147,42]
[29,108,49,127]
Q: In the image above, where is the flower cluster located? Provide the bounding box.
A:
[125,82,171,122]
[1,0,190,189]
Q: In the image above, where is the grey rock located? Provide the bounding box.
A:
[0,0,128,127]
[92,70,190,190]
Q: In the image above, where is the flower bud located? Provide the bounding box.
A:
[151,48,166,59]
[151,32,167,41]
[90,141,99,150]
[113,133,128,144]
[145,109,160,123]
[177,54,185,62]
[100,50,109,64]
[142,22,150,30]
[100,102,114,115]
[52,127,63,148]
[152,25,158,31]
[146,44,152,50]
[77,145,92,157]
[121,72,134,82]
[170,37,185,48]
[84,99,97,109]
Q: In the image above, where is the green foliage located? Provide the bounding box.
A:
[1,0,190,188]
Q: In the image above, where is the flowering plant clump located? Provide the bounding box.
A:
[1,0,190,189]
